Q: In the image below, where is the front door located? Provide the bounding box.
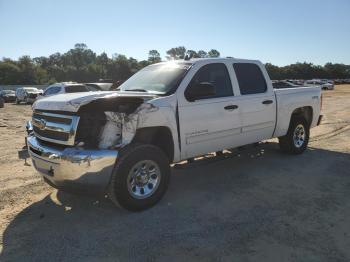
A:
[178,63,241,159]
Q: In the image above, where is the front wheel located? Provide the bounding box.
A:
[279,117,310,154]
[108,144,171,211]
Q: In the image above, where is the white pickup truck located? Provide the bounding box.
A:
[27,58,323,211]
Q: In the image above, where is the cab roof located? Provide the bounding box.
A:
[152,57,262,67]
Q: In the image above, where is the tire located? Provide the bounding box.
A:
[278,117,309,154]
[0,99,4,108]
[108,143,171,211]
[16,98,20,104]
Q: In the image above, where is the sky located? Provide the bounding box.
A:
[0,0,349,66]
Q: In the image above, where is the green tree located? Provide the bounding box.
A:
[148,50,161,64]
[0,61,21,84]
[138,60,150,68]
[207,49,220,58]
[96,52,109,78]
[265,63,283,80]
[17,56,36,84]
[186,50,199,58]
[166,46,186,60]
[324,63,350,79]
[197,50,207,58]
[1,43,349,85]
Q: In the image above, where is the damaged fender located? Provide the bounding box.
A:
[98,103,159,149]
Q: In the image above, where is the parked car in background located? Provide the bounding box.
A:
[16,87,43,104]
[0,90,16,102]
[319,79,334,85]
[305,80,334,90]
[39,82,91,99]
[334,79,346,84]
[286,79,304,86]
[272,81,300,89]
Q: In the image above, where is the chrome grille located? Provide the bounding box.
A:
[32,111,80,146]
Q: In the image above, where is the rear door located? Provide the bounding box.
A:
[232,62,276,143]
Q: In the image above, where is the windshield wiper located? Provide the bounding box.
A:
[124,89,148,92]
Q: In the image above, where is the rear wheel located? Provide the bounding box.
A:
[279,117,309,154]
[108,143,171,211]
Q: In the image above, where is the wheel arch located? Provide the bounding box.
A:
[131,126,175,162]
[290,106,313,127]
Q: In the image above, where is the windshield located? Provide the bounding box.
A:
[119,62,191,94]
[24,88,38,92]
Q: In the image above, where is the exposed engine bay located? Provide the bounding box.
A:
[76,96,159,149]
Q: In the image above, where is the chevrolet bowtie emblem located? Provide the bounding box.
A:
[36,119,47,130]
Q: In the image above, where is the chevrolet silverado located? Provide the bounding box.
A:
[26,58,322,211]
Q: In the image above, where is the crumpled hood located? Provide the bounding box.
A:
[32,91,157,112]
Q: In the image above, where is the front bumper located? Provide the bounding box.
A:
[3,96,16,102]
[27,136,118,194]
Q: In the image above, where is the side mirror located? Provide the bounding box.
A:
[185,82,216,101]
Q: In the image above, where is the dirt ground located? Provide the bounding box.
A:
[0,86,349,262]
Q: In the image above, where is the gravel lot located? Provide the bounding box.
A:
[0,86,350,262]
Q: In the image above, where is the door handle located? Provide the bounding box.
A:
[262,100,273,105]
[224,105,238,110]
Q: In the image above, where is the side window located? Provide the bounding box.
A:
[186,63,233,100]
[233,63,267,95]
[65,85,89,93]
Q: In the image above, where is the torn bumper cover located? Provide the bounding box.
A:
[27,135,118,193]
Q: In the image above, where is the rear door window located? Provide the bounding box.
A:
[65,85,89,93]
[86,84,101,91]
[233,63,267,95]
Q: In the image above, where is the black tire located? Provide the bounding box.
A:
[108,143,171,211]
[279,117,310,154]
[16,98,20,104]
[0,99,4,108]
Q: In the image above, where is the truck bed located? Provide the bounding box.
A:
[273,86,322,137]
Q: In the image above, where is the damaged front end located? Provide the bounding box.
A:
[27,92,159,193]
[75,96,158,149]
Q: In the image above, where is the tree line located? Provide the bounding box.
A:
[265,62,350,80]
[0,43,349,85]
